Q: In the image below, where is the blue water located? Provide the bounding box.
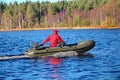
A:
[0,29,120,80]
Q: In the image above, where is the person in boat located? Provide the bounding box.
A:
[40,29,65,48]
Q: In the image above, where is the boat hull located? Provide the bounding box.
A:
[24,40,95,57]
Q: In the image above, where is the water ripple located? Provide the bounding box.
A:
[0,29,120,80]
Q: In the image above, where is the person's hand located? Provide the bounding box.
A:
[58,42,66,47]
[63,42,66,46]
[40,44,43,46]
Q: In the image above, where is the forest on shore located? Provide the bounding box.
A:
[0,0,120,30]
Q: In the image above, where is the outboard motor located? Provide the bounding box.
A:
[30,41,38,48]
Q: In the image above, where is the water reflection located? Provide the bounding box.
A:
[48,57,62,80]
[38,57,62,80]
[49,57,62,65]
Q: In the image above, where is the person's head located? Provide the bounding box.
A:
[53,29,58,34]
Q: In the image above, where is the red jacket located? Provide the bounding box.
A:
[42,32,63,48]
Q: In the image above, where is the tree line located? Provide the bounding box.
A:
[0,0,120,30]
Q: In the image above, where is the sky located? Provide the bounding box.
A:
[0,0,60,3]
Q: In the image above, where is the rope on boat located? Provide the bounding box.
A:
[0,54,30,61]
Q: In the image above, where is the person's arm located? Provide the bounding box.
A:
[58,35,66,46]
[58,36,66,47]
[58,35,63,42]
[41,36,50,45]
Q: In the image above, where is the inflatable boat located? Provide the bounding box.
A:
[0,40,95,60]
[24,40,95,57]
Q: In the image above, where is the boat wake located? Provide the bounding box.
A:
[0,54,30,61]
[52,51,78,57]
[0,51,93,61]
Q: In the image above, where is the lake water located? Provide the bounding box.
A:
[0,29,120,80]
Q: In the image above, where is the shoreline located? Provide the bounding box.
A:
[0,26,120,32]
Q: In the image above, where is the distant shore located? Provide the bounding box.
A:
[0,26,120,32]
